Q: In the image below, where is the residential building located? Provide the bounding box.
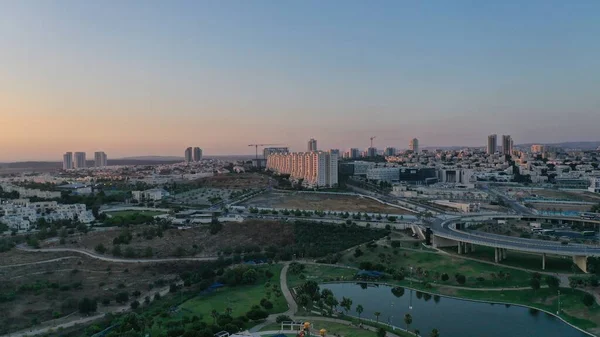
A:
[263,147,289,159]
[63,152,73,170]
[432,200,481,213]
[409,138,419,153]
[531,144,545,153]
[74,152,86,169]
[329,149,340,156]
[398,167,438,185]
[344,148,360,159]
[487,134,497,155]
[366,147,377,158]
[266,151,338,187]
[131,188,171,201]
[384,147,397,156]
[185,147,193,163]
[502,135,513,155]
[94,151,107,167]
[588,177,600,193]
[193,147,203,162]
[307,138,318,152]
[0,183,61,199]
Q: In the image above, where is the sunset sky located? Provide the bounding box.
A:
[1,1,600,161]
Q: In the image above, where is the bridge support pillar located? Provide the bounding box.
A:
[464,242,470,254]
[470,243,475,252]
[572,256,588,273]
[457,242,463,254]
[502,248,507,260]
[494,248,500,263]
[542,253,546,270]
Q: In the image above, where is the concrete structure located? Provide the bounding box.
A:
[344,148,361,159]
[193,147,203,162]
[431,214,600,272]
[131,188,171,201]
[0,183,61,199]
[62,152,73,170]
[487,134,497,155]
[502,135,513,155]
[57,183,92,195]
[94,151,107,167]
[438,168,474,184]
[185,147,193,163]
[409,138,419,153]
[74,152,86,169]
[0,199,95,231]
[366,167,400,183]
[432,200,481,213]
[263,147,289,159]
[307,138,318,152]
[588,177,600,193]
[398,167,438,185]
[266,151,338,188]
[384,147,397,156]
[366,147,377,158]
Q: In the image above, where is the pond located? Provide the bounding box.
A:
[321,283,591,337]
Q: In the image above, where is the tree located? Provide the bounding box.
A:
[78,298,97,315]
[242,269,258,284]
[582,293,595,308]
[404,313,413,331]
[356,304,364,321]
[430,329,440,337]
[374,311,381,323]
[211,310,219,324]
[455,274,466,285]
[377,327,386,337]
[545,275,560,289]
[298,294,311,308]
[130,300,140,309]
[325,295,338,312]
[116,292,129,304]
[530,278,541,291]
[94,244,106,254]
[341,297,353,314]
[440,273,449,282]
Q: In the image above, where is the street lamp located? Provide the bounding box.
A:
[557,289,561,315]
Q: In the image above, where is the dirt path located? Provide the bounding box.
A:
[0,256,80,269]
[16,245,218,263]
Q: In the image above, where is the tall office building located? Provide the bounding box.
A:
[62,152,73,170]
[307,138,318,152]
[350,148,360,159]
[502,135,513,155]
[384,147,397,156]
[184,147,193,163]
[487,134,497,155]
[74,152,86,169]
[409,138,419,153]
[193,147,203,162]
[367,147,377,157]
[94,151,107,167]
[266,151,338,187]
[263,147,289,159]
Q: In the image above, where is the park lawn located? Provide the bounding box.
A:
[105,210,166,217]
[179,264,288,324]
[441,245,580,274]
[288,264,357,289]
[341,245,534,288]
[449,287,600,332]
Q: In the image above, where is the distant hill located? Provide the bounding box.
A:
[516,141,600,150]
[118,156,184,161]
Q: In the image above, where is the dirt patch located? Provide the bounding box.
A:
[241,192,413,214]
[41,220,295,258]
[195,173,271,189]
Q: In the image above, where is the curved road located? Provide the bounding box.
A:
[430,215,600,257]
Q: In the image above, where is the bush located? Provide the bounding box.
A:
[583,293,595,307]
[455,274,466,285]
[441,273,449,282]
[78,298,97,315]
[115,292,129,304]
[131,300,140,309]
[276,315,292,323]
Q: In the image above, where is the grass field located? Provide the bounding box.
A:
[178,265,287,323]
[340,246,534,288]
[448,287,600,333]
[287,264,357,289]
[441,245,580,273]
[105,210,166,217]
[262,320,413,337]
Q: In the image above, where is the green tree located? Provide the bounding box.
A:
[377,327,386,337]
[94,244,106,254]
[545,276,560,289]
[355,304,364,321]
[374,311,381,323]
[78,298,97,315]
[430,329,440,337]
[404,313,413,331]
[340,297,353,315]
[530,278,541,291]
[583,293,595,307]
[242,269,258,284]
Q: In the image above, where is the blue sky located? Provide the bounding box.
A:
[1,1,599,160]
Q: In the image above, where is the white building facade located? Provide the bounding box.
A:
[266,151,338,188]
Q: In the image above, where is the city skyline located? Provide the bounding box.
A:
[2,1,600,161]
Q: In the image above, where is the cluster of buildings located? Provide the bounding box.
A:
[266,151,339,188]
[341,138,420,159]
[131,188,171,201]
[63,151,107,170]
[0,199,95,231]
[0,183,62,199]
[184,147,203,163]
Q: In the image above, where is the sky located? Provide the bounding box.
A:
[1,0,599,161]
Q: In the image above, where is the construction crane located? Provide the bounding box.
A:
[370,136,376,148]
[248,143,284,160]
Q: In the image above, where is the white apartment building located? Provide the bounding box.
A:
[132,188,171,201]
[94,151,108,167]
[0,183,61,199]
[74,152,87,169]
[63,152,73,170]
[266,151,338,188]
[589,177,600,193]
[366,167,400,183]
[0,200,95,231]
